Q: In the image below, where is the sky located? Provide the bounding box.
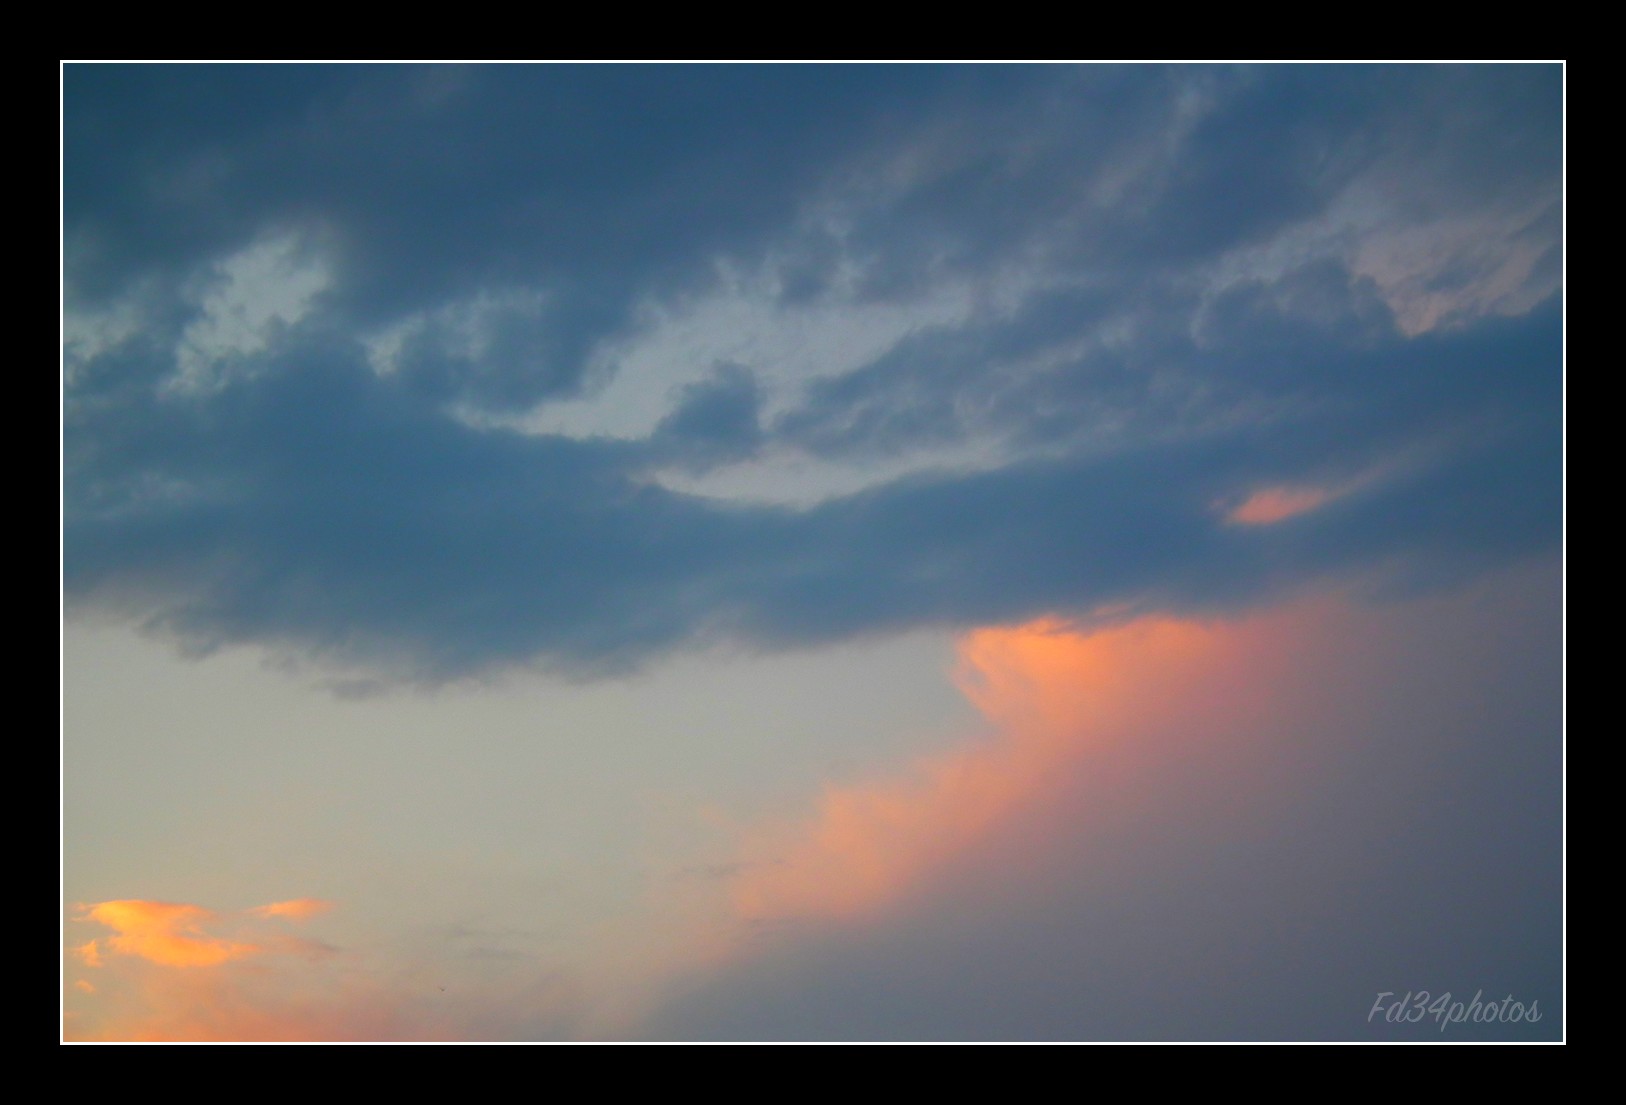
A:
[62,63,1563,1042]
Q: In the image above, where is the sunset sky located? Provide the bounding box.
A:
[62,63,1563,1042]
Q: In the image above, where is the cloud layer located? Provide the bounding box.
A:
[64,65,1562,680]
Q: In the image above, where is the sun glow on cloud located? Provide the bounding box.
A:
[727,604,1321,926]
[248,898,333,921]
[65,897,350,1040]
[1225,485,1336,526]
[75,900,262,968]
[61,563,1558,1041]
[63,893,593,1041]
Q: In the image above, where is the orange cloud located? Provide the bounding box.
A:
[249,898,333,921]
[76,900,260,968]
[730,607,1308,924]
[64,896,372,1041]
[1224,484,1334,525]
[61,893,591,1041]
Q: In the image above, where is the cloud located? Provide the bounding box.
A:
[642,560,1562,1040]
[1224,485,1336,526]
[727,606,1315,925]
[75,900,261,968]
[59,563,1560,1041]
[63,67,1561,1041]
[63,66,1562,681]
[247,898,333,921]
[171,232,332,394]
[62,301,1560,680]
[63,895,584,1041]
[649,363,765,473]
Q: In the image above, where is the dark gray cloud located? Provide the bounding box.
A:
[63,64,1562,680]
[651,363,764,473]
[65,66,1049,406]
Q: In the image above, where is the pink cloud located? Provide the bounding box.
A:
[248,898,334,922]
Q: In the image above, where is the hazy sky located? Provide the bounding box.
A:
[62,63,1562,1042]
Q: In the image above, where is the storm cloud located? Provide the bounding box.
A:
[64,65,1562,680]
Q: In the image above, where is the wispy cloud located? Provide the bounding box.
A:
[247,898,333,921]
[1224,485,1337,526]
